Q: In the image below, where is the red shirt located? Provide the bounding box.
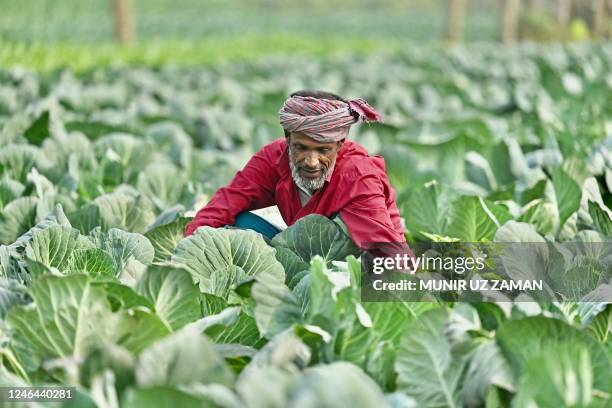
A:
[184,138,406,248]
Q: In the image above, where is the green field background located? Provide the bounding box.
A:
[0,0,500,42]
[0,0,503,71]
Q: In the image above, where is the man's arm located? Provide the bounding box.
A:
[339,174,406,248]
[184,144,280,236]
[340,175,416,272]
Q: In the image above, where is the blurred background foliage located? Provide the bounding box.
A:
[1,0,611,71]
[0,0,498,42]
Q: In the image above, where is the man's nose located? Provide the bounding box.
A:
[304,153,320,168]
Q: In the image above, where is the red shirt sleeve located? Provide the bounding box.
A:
[339,174,407,248]
[184,143,280,236]
[340,174,415,271]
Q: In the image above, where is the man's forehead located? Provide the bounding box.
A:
[289,132,339,147]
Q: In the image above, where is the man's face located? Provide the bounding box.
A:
[287,132,343,193]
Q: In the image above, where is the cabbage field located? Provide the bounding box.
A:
[0,43,611,407]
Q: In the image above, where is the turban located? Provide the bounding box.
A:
[279,95,382,143]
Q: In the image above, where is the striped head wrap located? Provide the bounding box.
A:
[279,95,382,143]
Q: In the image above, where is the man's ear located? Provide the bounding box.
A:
[337,139,345,149]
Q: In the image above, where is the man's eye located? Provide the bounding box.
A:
[319,148,330,153]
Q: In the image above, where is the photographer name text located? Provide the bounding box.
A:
[371,279,543,292]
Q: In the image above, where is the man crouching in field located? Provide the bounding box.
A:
[185,90,406,249]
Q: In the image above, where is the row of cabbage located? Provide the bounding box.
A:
[1,211,608,407]
[0,43,610,407]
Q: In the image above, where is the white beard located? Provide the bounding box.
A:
[288,146,332,194]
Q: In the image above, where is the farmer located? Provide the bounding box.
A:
[184,90,406,249]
